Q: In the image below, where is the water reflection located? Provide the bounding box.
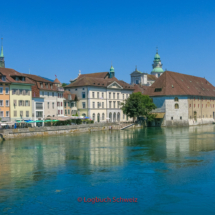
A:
[1,125,215,213]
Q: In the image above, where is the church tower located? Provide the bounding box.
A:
[109,64,115,78]
[0,38,5,68]
[151,48,163,78]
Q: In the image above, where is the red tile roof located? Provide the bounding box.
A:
[63,90,77,100]
[147,74,157,81]
[0,68,35,85]
[133,84,149,94]
[54,78,61,83]
[78,72,109,79]
[145,71,215,97]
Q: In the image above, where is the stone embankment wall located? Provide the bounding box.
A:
[0,122,135,140]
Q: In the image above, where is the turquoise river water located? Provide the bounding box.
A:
[1,125,215,214]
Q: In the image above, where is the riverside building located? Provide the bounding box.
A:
[65,66,134,122]
[145,71,215,127]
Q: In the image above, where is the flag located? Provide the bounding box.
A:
[55,75,57,78]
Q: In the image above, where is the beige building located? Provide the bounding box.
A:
[145,71,215,127]
[65,67,134,122]
[63,90,77,116]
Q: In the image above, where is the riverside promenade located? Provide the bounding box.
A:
[0,122,135,140]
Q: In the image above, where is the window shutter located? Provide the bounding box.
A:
[29,100,30,106]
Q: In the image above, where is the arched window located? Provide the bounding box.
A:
[82,113,86,117]
[113,112,116,122]
[175,103,179,109]
[92,113,95,121]
[97,113,100,122]
[117,112,120,122]
[109,112,112,122]
[102,113,105,120]
[174,97,179,102]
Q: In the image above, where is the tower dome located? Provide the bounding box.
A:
[151,48,164,77]
[109,64,115,78]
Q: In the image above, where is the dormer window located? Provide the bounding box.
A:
[22,77,25,81]
[154,88,162,92]
[2,76,6,81]
[16,77,19,81]
[40,83,43,88]
[45,83,48,89]
[50,84,53,89]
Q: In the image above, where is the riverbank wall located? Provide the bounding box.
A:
[0,122,137,140]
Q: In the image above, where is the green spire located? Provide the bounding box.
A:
[1,38,4,57]
[109,63,115,78]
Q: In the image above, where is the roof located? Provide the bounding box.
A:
[0,68,35,85]
[145,71,215,97]
[78,72,109,79]
[147,74,157,81]
[65,76,134,90]
[54,78,61,83]
[133,84,149,94]
[63,90,77,100]
[24,74,54,83]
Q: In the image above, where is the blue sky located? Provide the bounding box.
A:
[1,0,215,84]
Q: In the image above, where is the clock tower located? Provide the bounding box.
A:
[0,38,5,68]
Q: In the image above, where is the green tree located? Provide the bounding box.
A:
[62,83,67,87]
[121,92,157,122]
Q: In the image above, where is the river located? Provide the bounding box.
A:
[1,125,215,214]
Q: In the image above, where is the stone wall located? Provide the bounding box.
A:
[0,122,134,140]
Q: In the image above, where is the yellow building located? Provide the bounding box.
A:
[0,68,34,121]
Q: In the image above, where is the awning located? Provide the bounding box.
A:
[152,113,165,118]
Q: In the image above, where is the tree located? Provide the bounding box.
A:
[121,92,157,122]
[62,83,67,87]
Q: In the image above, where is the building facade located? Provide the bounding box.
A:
[65,67,133,122]
[63,91,77,116]
[145,71,215,127]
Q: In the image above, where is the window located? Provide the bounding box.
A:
[52,92,54,97]
[20,111,23,117]
[180,116,182,120]
[117,93,119,99]
[40,83,43,88]
[12,89,16,95]
[92,113,95,121]
[97,92,99,98]
[19,89,23,95]
[42,91,44,96]
[75,89,77,91]
[126,94,128,98]
[58,110,60,115]
[6,111,9,117]
[68,110,70,115]
[113,101,116,108]
[117,101,120,108]
[109,92,111,99]
[14,111,17,117]
[36,103,43,109]
[136,80,139,84]
[45,83,48,89]
[61,102,62,106]
[65,109,67,115]
[97,102,100,108]
[5,88,9,94]
[71,102,74,107]
[36,111,43,117]
[58,93,60,98]
[47,102,50,109]
[0,87,3,94]
[0,111,3,117]
[83,88,85,90]
[82,102,86,108]
[2,76,6,81]
[189,104,191,108]
[102,93,104,98]
[174,97,178,102]
[113,93,115,99]
[175,104,179,109]
[50,84,53,89]
[26,111,29,117]
[0,100,3,106]
[48,92,50,97]
[109,101,112,108]
[194,104,195,108]
[171,117,173,120]
[25,100,29,106]
[52,102,54,109]
[92,92,95,98]
[93,102,95,108]
[102,113,105,120]
[64,102,67,107]
[102,102,104,108]
[61,110,63,114]
[154,88,162,92]
[82,92,85,98]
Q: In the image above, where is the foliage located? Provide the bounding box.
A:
[62,83,67,87]
[121,92,157,122]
